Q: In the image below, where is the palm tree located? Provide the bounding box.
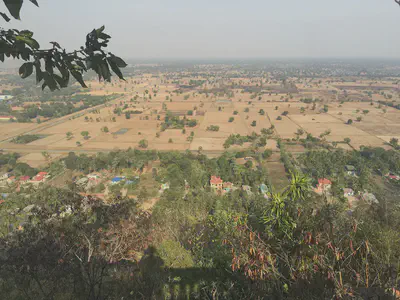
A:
[262,192,296,239]
[284,171,312,202]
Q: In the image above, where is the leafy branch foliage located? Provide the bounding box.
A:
[0,1,127,91]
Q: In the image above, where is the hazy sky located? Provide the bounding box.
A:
[6,0,400,59]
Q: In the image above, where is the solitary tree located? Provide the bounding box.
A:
[389,137,399,149]
[41,151,51,162]
[66,132,73,140]
[138,139,148,148]
[81,131,90,140]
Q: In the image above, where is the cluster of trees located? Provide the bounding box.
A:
[278,139,297,173]
[378,100,400,110]
[206,125,220,131]
[224,133,259,148]
[63,149,157,173]
[224,127,274,149]
[14,94,114,122]
[161,113,197,131]
[11,134,41,144]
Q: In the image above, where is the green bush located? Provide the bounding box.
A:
[157,240,194,268]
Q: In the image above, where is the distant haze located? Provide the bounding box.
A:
[6,0,400,59]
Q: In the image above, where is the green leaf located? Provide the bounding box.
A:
[19,30,34,38]
[29,0,39,6]
[76,60,87,71]
[100,60,111,82]
[71,70,87,88]
[42,72,58,91]
[55,62,69,78]
[20,47,31,60]
[111,55,127,68]
[45,57,53,74]
[0,12,10,22]
[3,0,23,19]
[53,74,68,88]
[19,62,33,79]
[96,25,105,36]
[107,57,125,80]
[98,32,111,40]
[15,35,40,49]
[34,61,43,84]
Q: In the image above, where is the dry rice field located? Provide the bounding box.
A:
[0,75,399,166]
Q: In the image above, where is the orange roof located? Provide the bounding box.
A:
[11,106,24,111]
[318,178,332,185]
[32,175,44,182]
[210,176,223,184]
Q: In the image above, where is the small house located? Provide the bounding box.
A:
[184,179,190,190]
[19,176,30,185]
[259,184,269,195]
[210,176,223,191]
[76,177,89,186]
[345,165,356,176]
[0,95,12,101]
[361,192,378,205]
[7,176,16,184]
[242,185,252,195]
[88,173,101,179]
[0,115,16,121]
[386,173,400,181]
[0,173,9,181]
[31,172,50,184]
[160,182,170,191]
[223,182,233,193]
[315,178,332,193]
[111,176,125,185]
[343,188,354,197]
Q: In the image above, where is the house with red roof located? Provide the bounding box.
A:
[0,172,10,181]
[315,178,332,194]
[30,172,50,185]
[7,176,16,184]
[11,106,25,112]
[386,172,400,181]
[19,176,30,185]
[0,115,16,121]
[210,176,223,191]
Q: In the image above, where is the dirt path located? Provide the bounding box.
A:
[140,197,160,211]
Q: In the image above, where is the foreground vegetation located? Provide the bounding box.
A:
[0,146,399,299]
